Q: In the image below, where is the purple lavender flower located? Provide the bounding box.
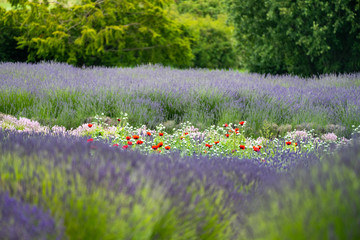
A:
[0,192,64,240]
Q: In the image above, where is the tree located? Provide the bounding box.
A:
[4,0,193,67]
[228,0,360,76]
[0,7,28,62]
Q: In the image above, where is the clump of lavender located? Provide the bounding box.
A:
[0,192,65,240]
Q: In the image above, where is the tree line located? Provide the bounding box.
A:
[1,0,359,75]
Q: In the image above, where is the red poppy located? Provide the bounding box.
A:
[239,145,245,150]
[87,138,94,142]
[136,140,143,145]
[157,142,163,148]
[159,132,164,136]
[206,144,212,148]
[133,135,140,139]
[117,119,121,122]
[122,145,129,149]
[225,134,230,138]
[214,141,219,144]
[232,149,236,153]
[152,145,158,150]
[126,136,131,140]
[261,159,265,162]
[158,150,161,153]
[286,141,292,145]
[239,121,245,126]
[228,130,233,133]
[88,124,93,128]
[180,136,184,140]
[253,146,260,152]
[235,128,239,131]
[258,145,262,149]
[113,144,119,147]
[184,132,189,135]
[127,141,133,145]
[147,132,151,136]
[224,123,228,127]
[295,142,298,146]
[165,146,171,150]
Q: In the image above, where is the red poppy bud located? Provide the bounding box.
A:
[88,124,93,128]
[295,143,298,146]
[184,132,189,135]
[117,119,121,122]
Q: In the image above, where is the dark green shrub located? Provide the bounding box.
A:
[0,7,27,62]
[228,0,360,76]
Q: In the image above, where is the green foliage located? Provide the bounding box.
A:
[0,7,28,62]
[178,14,239,69]
[175,0,227,19]
[2,0,193,67]
[228,0,360,76]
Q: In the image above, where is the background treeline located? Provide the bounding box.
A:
[0,0,239,69]
[1,0,360,75]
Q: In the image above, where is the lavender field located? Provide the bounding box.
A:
[1,62,359,137]
[1,62,360,240]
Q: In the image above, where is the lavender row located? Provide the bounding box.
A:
[1,130,359,239]
[1,62,359,137]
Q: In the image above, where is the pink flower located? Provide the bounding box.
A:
[122,145,129,149]
[87,138,93,142]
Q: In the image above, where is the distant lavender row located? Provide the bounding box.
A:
[1,62,359,137]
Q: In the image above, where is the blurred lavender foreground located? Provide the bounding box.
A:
[0,130,359,239]
[0,62,359,137]
[0,192,64,240]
